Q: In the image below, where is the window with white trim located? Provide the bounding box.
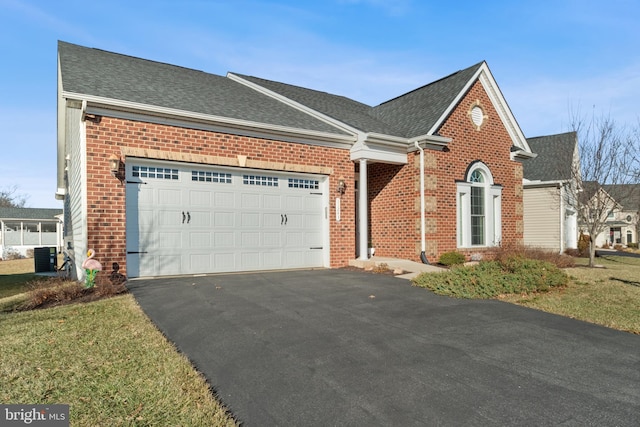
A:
[456,162,502,248]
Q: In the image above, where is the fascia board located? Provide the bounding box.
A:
[63,92,356,147]
[227,73,364,138]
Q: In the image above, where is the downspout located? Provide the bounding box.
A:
[559,183,565,254]
[415,142,429,264]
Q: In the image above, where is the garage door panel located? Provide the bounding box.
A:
[263,194,281,209]
[284,195,303,211]
[214,253,235,269]
[214,231,235,247]
[157,255,181,276]
[214,192,235,208]
[241,213,260,227]
[263,232,281,247]
[189,253,211,273]
[213,211,235,227]
[263,251,282,268]
[189,190,211,207]
[305,231,323,246]
[241,232,260,247]
[158,232,182,249]
[263,213,282,228]
[188,210,211,227]
[127,162,327,277]
[241,193,260,209]
[157,210,182,227]
[189,232,210,248]
[284,213,303,228]
[158,188,182,205]
[285,231,304,247]
[240,252,260,269]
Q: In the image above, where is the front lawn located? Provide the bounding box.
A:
[0,294,237,426]
[413,254,640,334]
[499,255,640,334]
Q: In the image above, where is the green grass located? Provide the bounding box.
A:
[0,295,237,426]
[0,258,41,298]
[500,255,640,334]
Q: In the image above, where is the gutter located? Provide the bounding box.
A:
[63,92,357,146]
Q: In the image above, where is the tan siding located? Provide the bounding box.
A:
[523,186,561,251]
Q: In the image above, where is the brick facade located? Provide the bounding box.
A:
[368,80,524,262]
[83,81,524,274]
[85,118,356,276]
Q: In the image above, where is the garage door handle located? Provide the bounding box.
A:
[182,212,186,224]
[187,212,191,224]
[281,214,284,225]
[284,214,287,225]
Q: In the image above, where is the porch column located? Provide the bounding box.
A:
[358,159,368,260]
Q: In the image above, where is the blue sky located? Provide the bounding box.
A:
[1,0,638,208]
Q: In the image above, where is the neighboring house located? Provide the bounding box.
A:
[579,183,639,247]
[522,132,579,252]
[56,41,534,279]
[0,207,63,259]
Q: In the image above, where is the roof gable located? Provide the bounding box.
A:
[524,132,577,181]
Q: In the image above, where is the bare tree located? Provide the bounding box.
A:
[0,185,28,208]
[568,110,640,266]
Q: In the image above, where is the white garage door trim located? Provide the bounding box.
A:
[125,158,329,277]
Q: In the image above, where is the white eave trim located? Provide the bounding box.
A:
[62,91,357,146]
[511,149,537,161]
[409,134,452,152]
[523,179,569,189]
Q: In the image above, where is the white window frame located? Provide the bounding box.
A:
[456,162,502,248]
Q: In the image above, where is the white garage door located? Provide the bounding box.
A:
[125,160,328,277]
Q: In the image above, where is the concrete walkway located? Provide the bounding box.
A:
[349,256,446,279]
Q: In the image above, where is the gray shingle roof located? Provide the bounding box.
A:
[372,62,484,138]
[0,207,62,220]
[58,41,348,136]
[602,184,640,211]
[524,132,577,181]
[232,74,403,136]
[59,41,490,141]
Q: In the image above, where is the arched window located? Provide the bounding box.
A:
[456,162,502,247]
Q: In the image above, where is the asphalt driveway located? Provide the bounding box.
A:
[128,269,640,426]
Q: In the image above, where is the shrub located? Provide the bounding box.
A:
[628,242,639,249]
[490,242,575,268]
[20,274,127,311]
[2,248,24,261]
[412,255,568,299]
[614,244,624,251]
[438,251,466,266]
[577,233,590,257]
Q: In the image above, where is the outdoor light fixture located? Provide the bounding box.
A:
[337,178,346,195]
[108,154,122,178]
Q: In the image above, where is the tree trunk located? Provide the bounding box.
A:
[589,237,596,267]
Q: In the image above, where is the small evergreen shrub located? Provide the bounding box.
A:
[412,255,568,299]
[577,233,590,257]
[438,251,466,266]
[627,242,638,249]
